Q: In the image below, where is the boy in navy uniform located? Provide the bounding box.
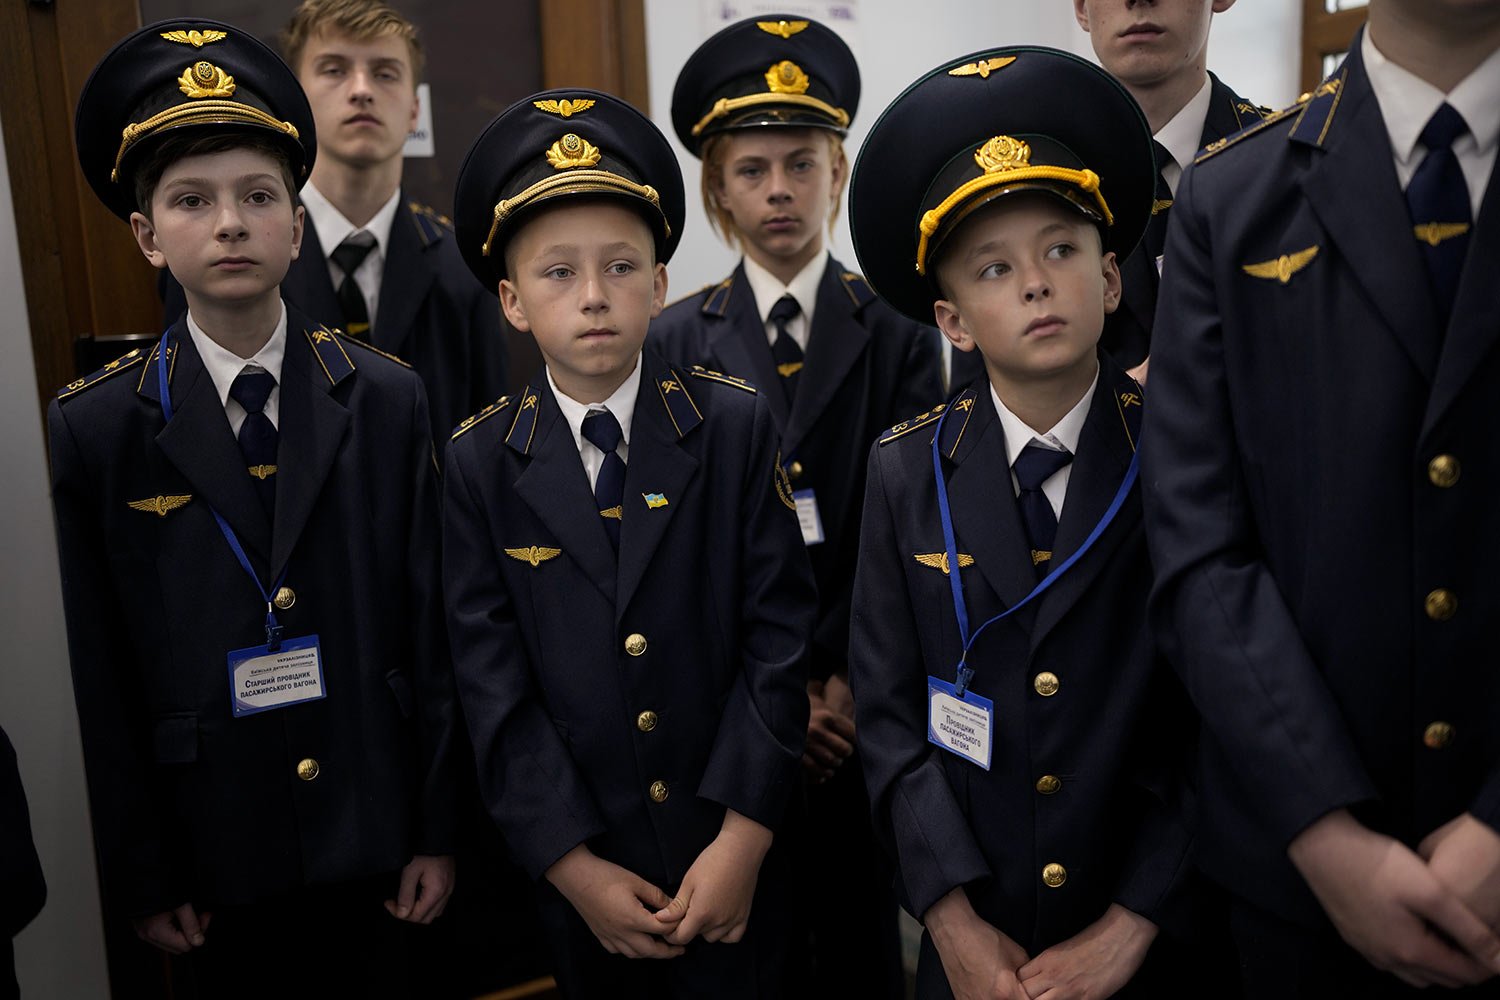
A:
[54,21,456,996]
[1144,0,1500,993]
[651,18,939,992]
[443,91,814,997]
[847,48,1196,998]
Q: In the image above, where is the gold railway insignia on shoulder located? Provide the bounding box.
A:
[1193,100,1301,166]
[879,401,950,446]
[127,494,192,517]
[757,19,808,38]
[451,394,512,440]
[913,552,975,575]
[504,387,543,453]
[948,56,1016,79]
[658,369,705,438]
[1287,71,1347,149]
[305,326,356,385]
[689,366,757,394]
[338,333,413,368]
[504,546,561,568]
[59,347,148,401]
[1242,246,1319,284]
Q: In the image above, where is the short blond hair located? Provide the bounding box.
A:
[700,130,847,248]
[281,0,424,81]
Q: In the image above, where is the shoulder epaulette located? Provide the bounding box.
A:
[1287,70,1348,149]
[656,368,704,438]
[304,326,356,386]
[1194,103,1299,165]
[702,275,735,317]
[504,384,543,453]
[451,395,512,440]
[1112,379,1145,453]
[839,270,876,308]
[337,333,412,369]
[57,346,149,402]
[879,399,952,447]
[136,337,178,398]
[664,282,716,312]
[408,202,453,247]
[689,365,757,394]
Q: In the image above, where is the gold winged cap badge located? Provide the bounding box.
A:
[128,494,192,517]
[1242,246,1319,284]
[757,20,808,38]
[505,546,562,568]
[948,57,1016,80]
[160,29,227,48]
[534,98,596,118]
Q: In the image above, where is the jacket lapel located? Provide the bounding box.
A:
[512,384,618,606]
[270,316,353,576]
[152,324,273,567]
[371,198,437,356]
[284,218,342,327]
[616,359,700,618]
[704,264,789,431]
[783,260,870,455]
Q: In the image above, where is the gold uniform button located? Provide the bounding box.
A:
[296,758,319,781]
[1042,863,1067,888]
[787,460,804,481]
[637,710,658,733]
[1428,455,1461,488]
[649,780,669,803]
[1035,774,1061,795]
[1033,672,1060,697]
[273,586,296,610]
[1425,589,1457,621]
[624,633,648,656]
[1424,721,1455,749]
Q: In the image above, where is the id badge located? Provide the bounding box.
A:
[793,489,825,546]
[227,634,326,717]
[927,675,993,770]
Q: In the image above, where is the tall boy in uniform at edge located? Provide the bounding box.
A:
[443,90,815,998]
[847,47,1200,999]
[54,20,456,997]
[1072,0,1267,377]
[162,0,508,445]
[1144,0,1500,994]
[650,18,940,993]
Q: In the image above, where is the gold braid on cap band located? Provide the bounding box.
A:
[916,167,1112,275]
[113,101,300,182]
[690,93,850,137]
[480,170,668,257]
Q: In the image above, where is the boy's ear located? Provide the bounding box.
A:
[1073,0,1092,32]
[498,278,529,332]
[933,297,977,353]
[1100,250,1122,315]
[290,203,306,262]
[129,211,170,272]
[649,261,669,319]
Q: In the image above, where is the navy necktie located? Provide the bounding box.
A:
[768,295,803,405]
[581,409,625,551]
[330,233,375,338]
[1406,103,1472,322]
[1013,443,1073,578]
[1143,140,1175,263]
[229,369,278,517]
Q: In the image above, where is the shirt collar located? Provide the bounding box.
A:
[1154,76,1214,178]
[547,354,643,454]
[300,181,403,259]
[1363,28,1500,167]
[989,365,1098,466]
[185,301,289,409]
[741,250,829,329]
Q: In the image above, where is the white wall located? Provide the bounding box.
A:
[644,0,1301,297]
[0,116,111,997]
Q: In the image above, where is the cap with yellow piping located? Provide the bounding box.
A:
[671,14,859,157]
[75,18,315,221]
[849,46,1153,324]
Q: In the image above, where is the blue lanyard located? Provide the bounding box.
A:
[930,405,1139,697]
[157,335,289,651]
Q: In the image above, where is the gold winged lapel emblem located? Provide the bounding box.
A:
[178,61,236,99]
[248,464,277,480]
[534,98,596,118]
[128,494,193,517]
[757,19,808,38]
[1414,222,1469,247]
[546,133,602,170]
[599,506,624,520]
[160,29,227,48]
[913,552,975,575]
[948,57,1016,80]
[504,546,562,568]
[1151,198,1173,216]
[1242,246,1319,284]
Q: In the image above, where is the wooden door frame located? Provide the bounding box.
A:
[1301,0,1367,92]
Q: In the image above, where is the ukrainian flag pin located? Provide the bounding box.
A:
[643,492,669,509]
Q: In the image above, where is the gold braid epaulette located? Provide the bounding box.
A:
[451,395,513,440]
[57,348,148,401]
[1194,102,1300,165]
[689,366,757,394]
[337,333,413,368]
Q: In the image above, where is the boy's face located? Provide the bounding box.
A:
[932,196,1120,385]
[130,147,304,308]
[713,128,841,273]
[499,201,667,400]
[297,30,419,171]
[1074,0,1233,91]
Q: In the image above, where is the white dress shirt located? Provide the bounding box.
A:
[300,182,402,328]
[742,250,828,352]
[186,302,288,436]
[548,357,642,490]
[990,366,1098,522]
[1153,77,1214,196]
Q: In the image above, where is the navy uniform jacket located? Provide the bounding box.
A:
[163,195,507,443]
[1143,33,1500,924]
[1,725,45,1000]
[442,351,814,889]
[48,307,458,917]
[1101,73,1269,369]
[649,258,941,678]
[850,360,1193,955]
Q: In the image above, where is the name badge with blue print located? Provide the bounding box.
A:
[227,635,326,717]
[927,675,993,770]
[794,489,825,546]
